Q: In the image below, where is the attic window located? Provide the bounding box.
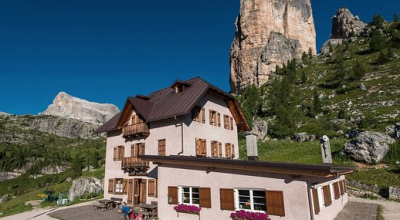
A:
[175,85,184,93]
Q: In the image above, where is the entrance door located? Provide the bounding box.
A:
[139,179,147,204]
[127,179,133,204]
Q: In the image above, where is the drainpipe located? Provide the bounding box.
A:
[174,116,184,155]
[307,185,315,220]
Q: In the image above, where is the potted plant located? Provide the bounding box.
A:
[230,210,271,220]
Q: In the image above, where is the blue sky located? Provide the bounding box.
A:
[0,0,399,115]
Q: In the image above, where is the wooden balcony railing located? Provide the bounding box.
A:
[121,157,149,173]
[122,123,150,138]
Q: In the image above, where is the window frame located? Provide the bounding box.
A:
[234,188,267,212]
[158,139,166,156]
[114,178,124,194]
[179,186,200,206]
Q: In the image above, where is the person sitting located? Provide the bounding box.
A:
[121,205,133,219]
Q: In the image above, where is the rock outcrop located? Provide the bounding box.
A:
[0,111,10,115]
[230,0,316,94]
[342,131,395,164]
[293,132,316,142]
[331,8,366,39]
[68,177,103,201]
[43,92,119,125]
[251,118,268,141]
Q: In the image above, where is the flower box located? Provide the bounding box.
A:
[230,210,271,220]
[173,204,201,215]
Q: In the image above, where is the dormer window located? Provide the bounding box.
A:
[175,84,184,93]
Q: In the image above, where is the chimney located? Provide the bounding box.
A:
[320,135,332,164]
[246,132,258,161]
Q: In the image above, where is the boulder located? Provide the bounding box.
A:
[294,132,316,142]
[389,186,400,200]
[0,194,9,203]
[68,177,103,201]
[342,131,396,163]
[251,119,268,141]
[395,122,400,139]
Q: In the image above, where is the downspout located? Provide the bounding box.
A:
[174,116,184,155]
[307,185,315,220]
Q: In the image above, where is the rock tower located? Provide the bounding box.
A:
[230,0,316,94]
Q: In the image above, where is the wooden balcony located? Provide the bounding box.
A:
[122,123,150,138]
[121,157,149,173]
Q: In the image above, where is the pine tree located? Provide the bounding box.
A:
[377,50,390,64]
[370,30,386,52]
[308,47,313,59]
[302,51,308,63]
[387,46,394,59]
[71,156,83,178]
[329,42,333,53]
[351,60,366,80]
[313,90,322,115]
[372,14,385,29]
[394,13,399,22]
[301,71,307,84]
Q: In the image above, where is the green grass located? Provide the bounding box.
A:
[376,205,384,220]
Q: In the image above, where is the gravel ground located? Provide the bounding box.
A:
[349,197,400,220]
[49,205,124,220]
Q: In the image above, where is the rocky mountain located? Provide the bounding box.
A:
[0,111,10,116]
[42,92,119,125]
[230,0,316,94]
[331,7,366,39]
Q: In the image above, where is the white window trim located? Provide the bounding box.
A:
[115,179,123,193]
[234,188,266,213]
[178,186,200,206]
[317,187,324,209]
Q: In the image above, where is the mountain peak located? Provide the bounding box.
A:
[42,92,119,125]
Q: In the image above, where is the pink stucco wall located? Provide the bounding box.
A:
[104,91,239,201]
[157,164,348,220]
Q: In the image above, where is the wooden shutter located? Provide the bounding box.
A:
[131,144,135,157]
[266,190,285,216]
[323,185,332,207]
[333,182,340,199]
[199,188,211,208]
[122,179,128,194]
[218,142,222,157]
[220,189,234,210]
[201,139,207,156]
[139,143,145,155]
[312,189,320,214]
[128,179,133,204]
[108,179,114,193]
[339,180,344,196]
[211,141,217,157]
[232,144,235,158]
[224,115,228,129]
[196,138,201,156]
[140,180,147,204]
[154,179,158,198]
[148,179,155,197]
[118,146,125,160]
[230,117,234,130]
[113,147,117,161]
[209,110,213,125]
[201,108,205,123]
[225,143,229,157]
[168,186,178,204]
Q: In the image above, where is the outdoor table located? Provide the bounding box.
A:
[98,199,115,210]
[136,204,157,219]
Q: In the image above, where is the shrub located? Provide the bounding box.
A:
[230,210,271,220]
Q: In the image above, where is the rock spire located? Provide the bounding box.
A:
[230,0,316,94]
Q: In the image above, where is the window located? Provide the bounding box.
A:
[115,179,123,193]
[211,141,222,157]
[209,110,216,125]
[196,138,207,157]
[113,146,125,161]
[158,139,166,156]
[131,143,145,157]
[225,143,235,158]
[236,189,266,211]
[175,85,184,93]
[192,106,206,123]
[180,187,200,205]
[224,115,234,130]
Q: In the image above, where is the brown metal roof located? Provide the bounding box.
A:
[139,155,354,177]
[94,77,250,134]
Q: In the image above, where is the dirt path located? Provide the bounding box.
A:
[349,196,400,220]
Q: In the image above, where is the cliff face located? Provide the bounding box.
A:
[230,0,316,94]
[42,92,119,125]
[331,8,366,39]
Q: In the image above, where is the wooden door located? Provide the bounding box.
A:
[134,179,140,205]
[127,179,133,204]
[139,180,147,204]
